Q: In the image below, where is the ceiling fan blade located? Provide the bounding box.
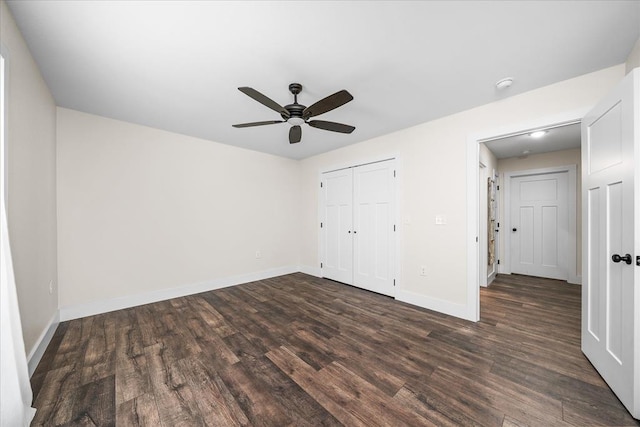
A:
[238,87,290,118]
[307,120,355,134]
[303,90,353,119]
[232,120,284,128]
[289,126,302,144]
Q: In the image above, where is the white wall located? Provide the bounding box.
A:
[57,108,301,311]
[497,148,582,280]
[299,65,624,318]
[0,1,58,357]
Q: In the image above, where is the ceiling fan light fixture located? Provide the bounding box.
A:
[287,117,305,126]
[530,130,547,138]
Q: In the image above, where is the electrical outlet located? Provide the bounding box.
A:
[435,215,447,225]
[255,250,261,259]
[48,280,54,295]
[420,266,427,276]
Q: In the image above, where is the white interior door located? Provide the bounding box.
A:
[353,160,395,296]
[510,171,568,280]
[321,169,353,285]
[582,69,639,419]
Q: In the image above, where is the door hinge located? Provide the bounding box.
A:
[393,224,396,231]
[393,279,396,286]
[320,182,323,188]
[476,236,479,242]
[393,170,396,177]
[320,222,323,228]
[320,262,323,268]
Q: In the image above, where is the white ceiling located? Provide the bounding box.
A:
[484,122,581,159]
[6,1,640,160]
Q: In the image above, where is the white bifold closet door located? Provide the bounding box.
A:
[321,159,395,297]
[321,168,353,285]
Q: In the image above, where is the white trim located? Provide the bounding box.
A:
[59,266,298,321]
[396,290,474,322]
[319,156,397,175]
[0,44,9,207]
[466,109,588,323]
[466,132,481,321]
[26,312,59,377]
[393,156,403,300]
[479,162,488,287]
[503,165,577,282]
[298,265,322,277]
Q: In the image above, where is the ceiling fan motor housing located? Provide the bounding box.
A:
[284,83,306,122]
[283,103,305,120]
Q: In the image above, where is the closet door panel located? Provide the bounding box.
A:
[321,169,353,284]
[353,160,395,296]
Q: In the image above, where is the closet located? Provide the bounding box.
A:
[320,159,396,296]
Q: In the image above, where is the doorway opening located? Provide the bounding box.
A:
[466,115,583,322]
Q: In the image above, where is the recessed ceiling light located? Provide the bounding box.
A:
[530,130,547,138]
[495,77,513,89]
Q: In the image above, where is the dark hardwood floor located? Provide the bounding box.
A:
[30,273,639,426]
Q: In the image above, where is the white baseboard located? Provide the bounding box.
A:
[27,311,59,377]
[568,274,582,285]
[33,268,482,378]
[298,265,322,278]
[395,289,475,322]
[59,265,298,321]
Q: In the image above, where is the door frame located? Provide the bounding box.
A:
[502,165,577,282]
[479,161,488,287]
[1,45,9,207]
[466,109,587,321]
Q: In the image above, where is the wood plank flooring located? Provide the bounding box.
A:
[30,273,640,426]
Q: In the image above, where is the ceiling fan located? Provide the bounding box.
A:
[232,83,355,144]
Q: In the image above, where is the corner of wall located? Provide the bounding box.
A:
[625,36,640,74]
[26,311,59,377]
[2,0,59,363]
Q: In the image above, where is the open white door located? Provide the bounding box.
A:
[582,68,639,419]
